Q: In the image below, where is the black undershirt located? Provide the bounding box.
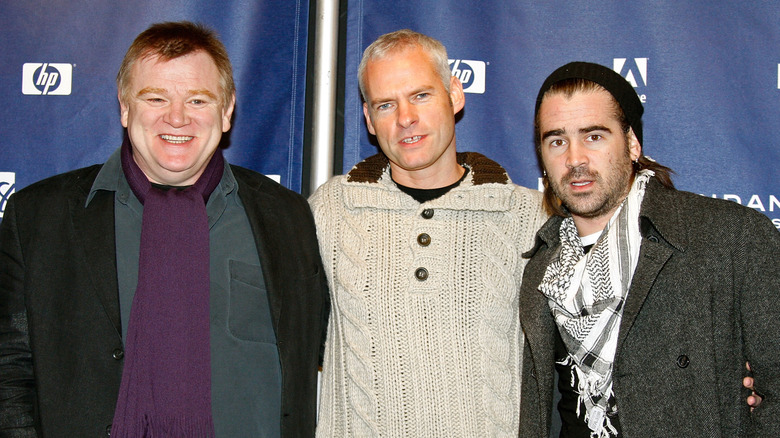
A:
[151,183,189,191]
[393,167,470,203]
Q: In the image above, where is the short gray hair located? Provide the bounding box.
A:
[357,29,451,101]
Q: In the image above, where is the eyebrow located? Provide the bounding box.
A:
[580,124,613,134]
[136,87,218,100]
[136,87,167,97]
[541,124,613,141]
[541,129,565,142]
[368,85,434,107]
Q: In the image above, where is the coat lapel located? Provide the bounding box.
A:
[520,219,561,362]
[69,173,122,335]
[235,171,283,331]
[617,179,684,354]
[519,260,557,365]
[616,240,672,352]
[519,220,561,399]
[519,228,561,437]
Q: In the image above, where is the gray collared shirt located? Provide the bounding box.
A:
[88,147,282,437]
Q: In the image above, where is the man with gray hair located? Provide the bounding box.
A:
[310,29,547,436]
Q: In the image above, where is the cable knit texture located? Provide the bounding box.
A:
[310,152,547,437]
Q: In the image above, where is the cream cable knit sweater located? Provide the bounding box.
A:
[310,153,547,437]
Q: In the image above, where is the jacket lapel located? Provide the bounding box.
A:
[519,255,557,364]
[69,172,122,335]
[617,179,684,353]
[235,171,283,331]
[519,219,561,385]
[616,240,672,352]
[519,265,557,388]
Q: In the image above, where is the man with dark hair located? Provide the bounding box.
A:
[519,61,779,437]
[0,21,328,437]
[311,29,547,436]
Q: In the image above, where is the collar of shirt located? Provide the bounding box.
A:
[86,146,237,227]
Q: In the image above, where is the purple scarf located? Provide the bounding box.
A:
[112,140,223,437]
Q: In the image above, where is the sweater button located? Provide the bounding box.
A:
[414,267,429,281]
[676,355,690,368]
[421,209,434,219]
[417,233,431,246]
[112,348,124,360]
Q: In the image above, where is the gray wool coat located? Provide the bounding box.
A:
[519,177,780,437]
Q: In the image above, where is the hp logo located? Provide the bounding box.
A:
[449,59,486,94]
[22,63,73,96]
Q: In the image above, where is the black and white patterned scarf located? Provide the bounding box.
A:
[539,170,652,438]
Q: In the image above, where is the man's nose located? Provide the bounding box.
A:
[397,101,418,128]
[164,101,189,127]
[565,141,588,169]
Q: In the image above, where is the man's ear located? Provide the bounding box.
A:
[449,75,465,114]
[627,128,642,161]
[119,90,129,128]
[363,102,376,135]
[222,93,236,132]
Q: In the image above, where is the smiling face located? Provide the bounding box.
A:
[538,88,641,235]
[361,45,465,188]
[119,50,235,186]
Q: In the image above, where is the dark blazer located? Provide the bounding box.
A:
[519,178,780,437]
[0,163,329,437]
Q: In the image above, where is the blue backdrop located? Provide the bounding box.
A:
[0,0,310,218]
[343,1,780,229]
[2,1,778,230]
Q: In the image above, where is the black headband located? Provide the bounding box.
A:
[535,61,644,145]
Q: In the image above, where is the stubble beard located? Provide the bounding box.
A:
[551,149,634,220]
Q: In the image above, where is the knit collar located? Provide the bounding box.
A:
[346,152,509,185]
[341,152,515,212]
